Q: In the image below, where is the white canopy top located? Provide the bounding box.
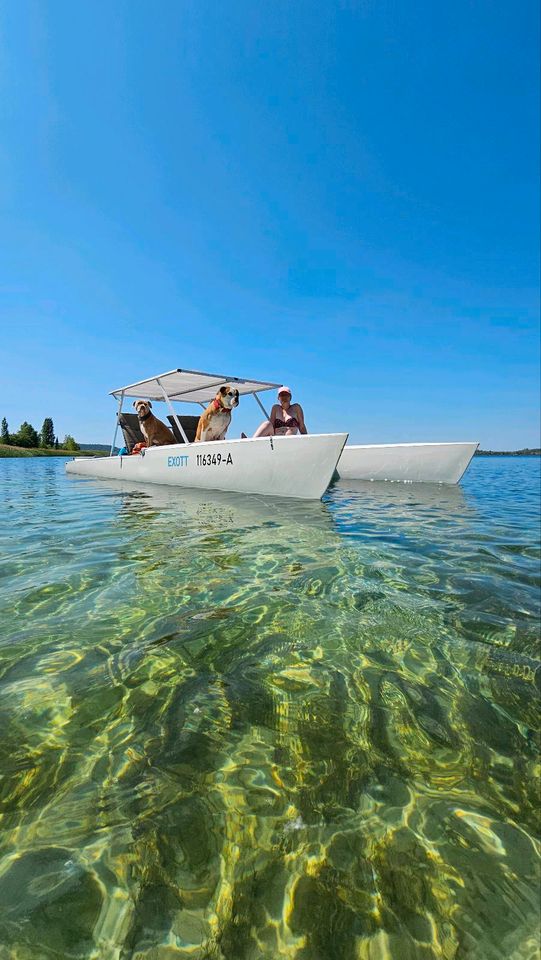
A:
[110,368,282,404]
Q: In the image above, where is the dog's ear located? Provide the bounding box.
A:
[147,401,152,408]
[133,400,138,409]
[219,386,228,396]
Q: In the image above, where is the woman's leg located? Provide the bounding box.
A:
[253,419,274,438]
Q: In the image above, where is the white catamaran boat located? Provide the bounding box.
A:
[337,441,479,485]
[65,369,348,500]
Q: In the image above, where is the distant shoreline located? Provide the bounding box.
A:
[474,449,540,457]
[0,444,110,459]
[1,443,539,460]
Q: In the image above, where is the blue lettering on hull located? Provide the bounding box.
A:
[167,455,189,467]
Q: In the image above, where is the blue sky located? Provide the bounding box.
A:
[1,0,539,447]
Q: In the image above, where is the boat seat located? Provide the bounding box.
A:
[167,415,200,444]
[117,413,145,453]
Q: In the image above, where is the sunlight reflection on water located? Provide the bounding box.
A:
[0,456,539,959]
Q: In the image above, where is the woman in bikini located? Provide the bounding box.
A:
[253,386,308,437]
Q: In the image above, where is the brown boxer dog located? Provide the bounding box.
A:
[195,385,240,442]
[133,400,175,446]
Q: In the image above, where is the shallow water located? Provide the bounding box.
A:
[0,456,539,960]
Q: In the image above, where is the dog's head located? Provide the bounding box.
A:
[134,400,152,418]
[216,385,239,410]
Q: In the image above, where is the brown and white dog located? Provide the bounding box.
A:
[133,400,175,446]
[195,385,240,442]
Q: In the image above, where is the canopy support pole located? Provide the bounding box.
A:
[253,392,271,421]
[110,391,124,455]
[157,378,190,444]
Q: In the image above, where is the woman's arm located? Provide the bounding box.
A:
[295,404,308,434]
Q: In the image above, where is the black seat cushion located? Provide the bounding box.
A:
[118,413,145,452]
[167,415,200,444]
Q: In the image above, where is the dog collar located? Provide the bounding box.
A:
[138,411,152,422]
[212,399,226,412]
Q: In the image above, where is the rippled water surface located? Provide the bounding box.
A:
[0,456,539,960]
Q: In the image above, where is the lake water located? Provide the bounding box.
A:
[0,456,539,960]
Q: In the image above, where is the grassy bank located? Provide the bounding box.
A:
[0,444,110,459]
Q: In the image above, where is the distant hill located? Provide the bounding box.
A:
[475,448,540,456]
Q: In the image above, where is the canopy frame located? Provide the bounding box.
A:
[110,368,280,404]
[110,367,277,452]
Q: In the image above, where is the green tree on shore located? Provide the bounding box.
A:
[63,435,80,451]
[54,437,59,449]
[40,417,55,448]
[1,418,10,444]
[14,422,40,448]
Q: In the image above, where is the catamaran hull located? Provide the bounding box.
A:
[66,433,348,500]
[337,441,478,485]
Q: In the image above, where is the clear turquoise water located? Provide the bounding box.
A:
[0,456,539,960]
